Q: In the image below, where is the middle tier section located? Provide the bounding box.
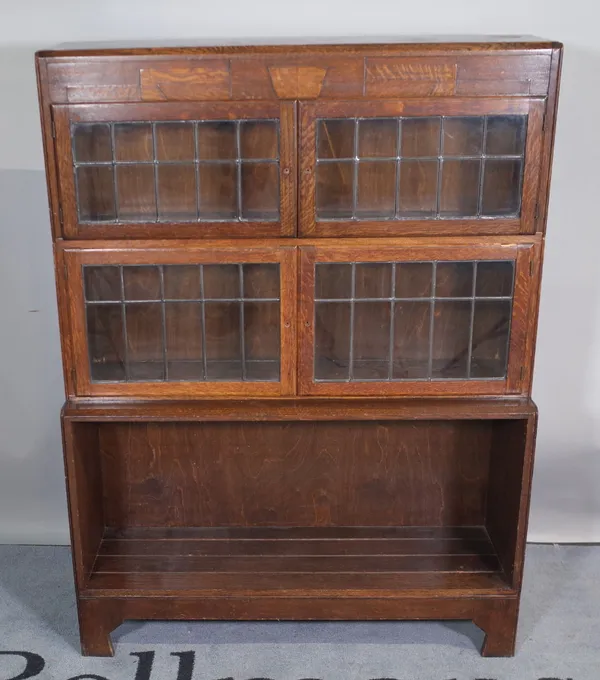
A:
[57,237,540,398]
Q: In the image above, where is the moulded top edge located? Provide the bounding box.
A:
[35,36,561,59]
[62,397,538,422]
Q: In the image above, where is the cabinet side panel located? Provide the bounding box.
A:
[62,418,104,588]
[486,414,537,589]
[537,46,563,233]
[36,57,63,240]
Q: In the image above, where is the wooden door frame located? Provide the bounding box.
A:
[299,98,545,238]
[58,240,297,398]
[52,101,297,239]
[298,236,541,397]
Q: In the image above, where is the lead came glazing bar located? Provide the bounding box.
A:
[199,264,208,381]
[466,262,478,379]
[388,262,397,381]
[239,263,247,380]
[348,263,356,381]
[158,265,169,381]
[427,263,436,380]
[119,266,130,382]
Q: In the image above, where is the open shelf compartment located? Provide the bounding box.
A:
[63,398,535,602]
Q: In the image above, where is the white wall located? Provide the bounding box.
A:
[0,0,597,544]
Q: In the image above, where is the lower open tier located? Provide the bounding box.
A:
[85,525,510,597]
[62,398,536,657]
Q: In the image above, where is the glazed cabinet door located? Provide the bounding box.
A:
[59,243,296,397]
[300,98,544,237]
[52,102,296,238]
[299,238,541,396]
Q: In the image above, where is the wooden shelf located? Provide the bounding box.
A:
[84,526,512,598]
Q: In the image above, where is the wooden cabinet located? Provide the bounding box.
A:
[37,37,562,658]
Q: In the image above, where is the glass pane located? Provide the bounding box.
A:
[439,159,481,217]
[204,302,242,380]
[435,262,473,298]
[113,123,153,162]
[310,258,517,384]
[86,304,126,382]
[398,160,438,216]
[203,264,240,299]
[401,118,440,157]
[315,264,352,299]
[443,117,484,156]
[470,300,511,378]
[481,159,522,216]
[83,262,283,385]
[197,122,237,160]
[243,264,279,298]
[116,165,157,221]
[84,266,121,302]
[125,303,165,380]
[157,164,197,221]
[431,300,471,379]
[77,166,116,221]
[164,265,201,300]
[356,161,396,218]
[155,123,195,161]
[244,301,280,380]
[165,302,204,381]
[358,119,398,158]
[73,124,112,163]
[355,263,392,298]
[317,120,354,159]
[353,301,391,380]
[392,300,431,379]
[314,302,351,380]
[198,163,237,220]
[241,163,279,220]
[476,261,514,297]
[395,263,433,298]
[316,162,354,218]
[486,116,527,155]
[311,114,527,223]
[246,360,280,382]
[123,266,161,300]
[240,121,278,159]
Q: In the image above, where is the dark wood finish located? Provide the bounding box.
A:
[63,396,537,421]
[77,594,519,657]
[61,416,103,589]
[63,407,534,657]
[96,420,492,527]
[38,39,561,658]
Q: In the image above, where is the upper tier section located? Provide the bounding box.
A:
[37,40,562,241]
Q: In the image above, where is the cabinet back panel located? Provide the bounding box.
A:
[98,420,492,528]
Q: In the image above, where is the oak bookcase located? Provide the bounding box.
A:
[36,37,562,657]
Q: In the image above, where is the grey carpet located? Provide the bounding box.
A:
[0,543,598,679]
